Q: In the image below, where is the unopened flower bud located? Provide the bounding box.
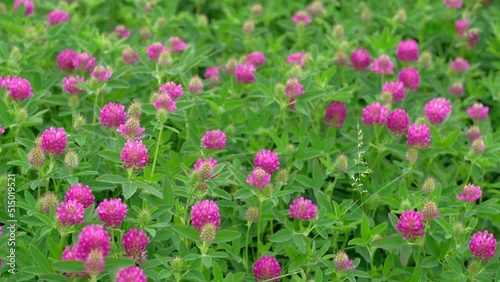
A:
[189,76,203,94]
[334,50,348,66]
[275,168,289,185]
[275,83,285,97]
[37,192,59,213]
[156,109,168,125]
[198,14,208,27]
[467,126,481,142]
[64,150,79,169]
[422,201,440,221]
[73,115,86,132]
[140,26,151,40]
[419,51,433,69]
[243,20,255,34]
[10,46,21,62]
[245,206,260,223]
[200,223,217,243]
[333,153,348,174]
[422,177,435,194]
[381,91,393,106]
[332,24,344,39]
[471,139,485,154]
[127,101,142,119]
[400,199,412,211]
[156,17,167,27]
[171,256,184,272]
[158,51,172,67]
[69,95,79,110]
[449,81,464,97]
[394,9,406,24]
[288,64,302,78]
[15,108,28,123]
[29,146,46,168]
[406,147,418,163]
[467,261,481,276]
[225,58,238,74]
[361,6,372,22]
[138,208,152,227]
[251,4,263,15]
[0,3,6,14]
[452,221,465,237]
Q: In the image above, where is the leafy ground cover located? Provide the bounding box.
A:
[0,0,499,281]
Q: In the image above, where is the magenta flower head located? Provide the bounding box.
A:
[449,81,464,96]
[335,250,356,271]
[424,98,452,124]
[398,67,420,91]
[407,123,431,148]
[467,126,481,142]
[469,230,497,262]
[154,94,176,113]
[235,64,256,84]
[204,66,222,83]
[455,19,468,38]
[285,78,304,97]
[123,229,150,265]
[397,40,419,62]
[122,47,139,65]
[40,127,68,156]
[371,54,394,75]
[362,102,388,125]
[287,52,306,68]
[247,167,271,189]
[324,101,347,128]
[63,76,85,94]
[97,198,128,228]
[121,140,149,171]
[73,53,96,72]
[116,267,147,282]
[201,129,226,150]
[194,157,218,180]
[387,109,410,135]
[382,81,405,103]
[76,224,111,260]
[100,102,126,129]
[57,200,85,226]
[159,82,183,100]
[112,25,130,39]
[289,197,317,220]
[395,210,424,240]
[457,184,482,203]
[467,30,479,48]
[14,0,33,16]
[445,0,463,9]
[7,77,33,102]
[0,125,4,135]
[48,10,69,26]
[57,49,76,71]
[253,256,281,282]
[169,37,187,53]
[191,200,221,231]
[254,149,280,174]
[147,42,168,61]
[189,76,203,94]
[350,48,371,71]
[450,58,469,72]
[292,10,311,25]
[90,66,112,82]
[467,103,489,121]
[117,117,145,140]
[246,52,266,67]
[65,183,95,209]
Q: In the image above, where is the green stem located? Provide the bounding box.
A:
[464,161,473,184]
[150,126,164,178]
[183,190,195,226]
[244,223,252,274]
[92,91,99,124]
[59,233,69,250]
[257,198,263,257]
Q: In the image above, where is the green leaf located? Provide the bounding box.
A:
[201,255,212,269]
[269,229,294,243]
[95,174,129,184]
[214,230,241,243]
[371,235,404,250]
[106,79,130,89]
[122,182,138,199]
[103,258,135,271]
[52,260,85,273]
[399,244,413,266]
[134,180,163,199]
[213,261,223,281]
[361,213,370,241]
[383,253,395,277]
[38,274,68,282]
[420,257,439,268]
[171,225,200,242]
[30,245,51,272]
[98,150,121,163]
